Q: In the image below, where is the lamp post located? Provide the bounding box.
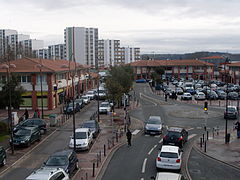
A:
[97,74,100,122]
[36,64,44,119]
[1,63,16,154]
[224,58,230,144]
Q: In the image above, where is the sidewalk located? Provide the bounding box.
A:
[194,127,240,169]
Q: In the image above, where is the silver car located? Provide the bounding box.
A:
[144,116,163,135]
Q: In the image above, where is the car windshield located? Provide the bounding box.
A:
[83,123,95,128]
[148,118,161,124]
[98,90,105,93]
[167,131,181,138]
[75,132,87,139]
[45,156,68,166]
[100,103,109,107]
[87,91,94,95]
[82,96,88,99]
[160,152,178,158]
[14,129,31,136]
[227,107,236,112]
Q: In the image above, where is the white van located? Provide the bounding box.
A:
[69,128,93,150]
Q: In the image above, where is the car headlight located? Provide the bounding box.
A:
[82,142,87,145]
[145,126,149,130]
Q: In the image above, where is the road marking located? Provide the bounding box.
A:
[196,127,202,129]
[188,134,197,140]
[140,93,157,106]
[186,128,194,131]
[142,158,147,173]
[132,129,141,135]
[148,145,157,155]
[154,135,161,138]
[145,134,150,137]
[159,139,163,144]
[140,178,144,180]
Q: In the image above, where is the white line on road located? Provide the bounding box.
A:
[196,127,202,129]
[142,158,147,173]
[188,134,197,140]
[140,93,157,106]
[132,129,141,135]
[140,178,144,180]
[159,139,163,144]
[148,145,158,155]
[186,128,194,131]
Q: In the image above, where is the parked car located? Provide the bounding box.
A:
[135,78,147,83]
[69,128,93,150]
[228,92,239,100]
[10,127,41,147]
[185,87,195,95]
[75,98,84,109]
[82,120,100,138]
[151,172,182,180]
[224,106,238,119]
[217,91,226,100]
[0,146,6,166]
[43,150,79,176]
[156,145,182,171]
[82,95,90,104]
[99,102,112,114]
[181,93,192,100]
[26,167,70,180]
[206,91,218,100]
[144,116,163,135]
[163,127,188,148]
[64,102,81,114]
[176,87,183,95]
[86,91,95,100]
[96,89,106,100]
[194,92,206,100]
[14,118,47,134]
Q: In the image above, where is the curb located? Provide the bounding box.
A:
[193,140,240,172]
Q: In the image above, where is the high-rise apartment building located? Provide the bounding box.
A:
[48,44,65,60]
[98,39,123,67]
[34,48,49,59]
[123,47,140,64]
[19,39,44,58]
[64,27,98,66]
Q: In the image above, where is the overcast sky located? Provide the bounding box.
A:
[1,0,240,54]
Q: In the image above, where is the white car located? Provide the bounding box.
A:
[152,172,182,180]
[194,92,206,100]
[99,102,112,114]
[69,128,93,150]
[181,93,192,100]
[156,145,182,171]
[86,91,95,100]
[82,95,90,104]
[26,167,69,180]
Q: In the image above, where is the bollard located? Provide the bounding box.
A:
[92,163,95,177]
[108,139,111,149]
[204,126,206,131]
[203,134,205,143]
[112,137,115,146]
[96,154,99,167]
[204,141,207,152]
[200,138,203,148]
[99,151,101,163]
[81,177,84,180]
[86,172,88,180]
[116,132,118,143]
[207,131,209,141]
[217,126,219,135]
[104,144,106,156]
[219,100,221,106]
[212,128,214,138]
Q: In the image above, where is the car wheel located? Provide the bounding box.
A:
[2,158,6,166]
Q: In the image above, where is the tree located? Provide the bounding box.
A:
[0,75,26,109]
[151,66,165,85]
[105,65,134,106]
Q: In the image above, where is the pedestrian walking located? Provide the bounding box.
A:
[33,109,38,118]
[23,109,29,120]
[235,121,240,138]
[126,129,132,146]
[165,93,168,102]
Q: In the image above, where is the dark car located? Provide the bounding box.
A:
[135,79,146,83]
[75,98,84,109]
[64,102,81,114]
[82,120,100,138]
[228,92,239,100]
[10,127,41,147]
[163,127,188,148]
[217,91,226,100]
[224,106,238,119]
[0,146,6,166]
[14,118,47,134]
[206,91,218,100]
[43,150,79,176]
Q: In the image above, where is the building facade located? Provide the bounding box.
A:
[34,49,49,59]
[48,44,65,60]
[64,27,98,67]
[19,39,44,58]
[0,58,98,110]
[123,47,140,64]
[130,59,214,80]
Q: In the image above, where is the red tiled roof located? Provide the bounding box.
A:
[228,62,240,67]
[129,59,214,67]
[200,56,224,60]
[0,58,86,73]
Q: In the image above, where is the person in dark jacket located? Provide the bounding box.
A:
[235,121,240,138]
[126,129,132,146]
[23,109,29,120]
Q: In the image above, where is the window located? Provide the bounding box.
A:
[37,74,47,84]
[50,172,66,180]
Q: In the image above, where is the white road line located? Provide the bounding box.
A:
[140,93,157,106]
[142,158,147,173]
[148,145,157,155]
[159,139,163,144]
[140,178,144,180]
[145,134,150,137]
[196,127,202,129]
[188,134,197,140]
[186,128,194,131]
[132,129,141,135]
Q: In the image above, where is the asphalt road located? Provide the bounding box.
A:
[102,83,239,180]
[0,102,98,180]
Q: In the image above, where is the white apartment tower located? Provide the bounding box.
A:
[98,39,122,67]
[64,27,98,66]
[48,44,65,60]
[123,47,140,64]
[19,39,44,58]
[34,48,49,59]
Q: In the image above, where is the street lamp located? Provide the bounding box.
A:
[36,64,44,119]
[224,58,230,144]
[1,63,16,154]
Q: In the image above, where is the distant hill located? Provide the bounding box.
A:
[141,52,240,61]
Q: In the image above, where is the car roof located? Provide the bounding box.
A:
[75,128,89,132]
[83,120,96,124]
[26,167,65,180]
[161,145,179,153]
[156,172,182,180]
[227,106,237,109]
[20,126,38,131]
[149,116,161,121]
[51,149,73,157]
[168,127,183,132]
[101,102,109,105]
